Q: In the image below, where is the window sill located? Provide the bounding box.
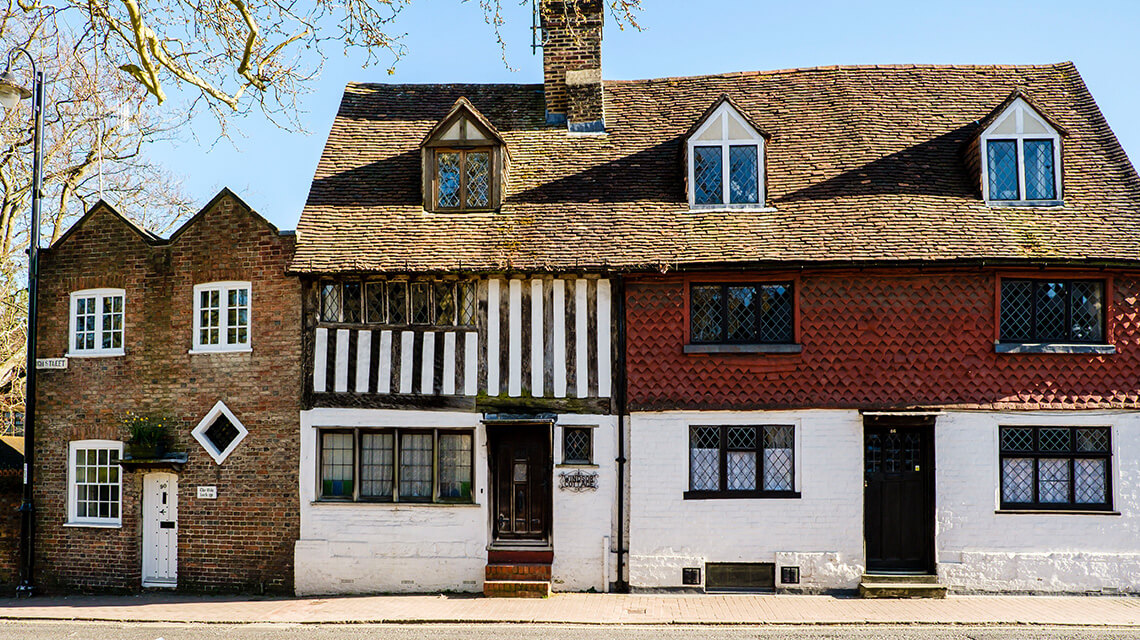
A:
[311,500,480,508]
[684,343,802,354]
[63,521,122,529]
[687,205,777,213]
[65,351,125,359]
[995,343,1115,355]
[995,509,1119,516]
[985,199,1065,208]
[684,490,800,500]
[188,347,253,355]
[556,463,598,469]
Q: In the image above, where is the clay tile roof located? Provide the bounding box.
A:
[291,62,1140,273]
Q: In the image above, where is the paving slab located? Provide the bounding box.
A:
[0,593,1136,626]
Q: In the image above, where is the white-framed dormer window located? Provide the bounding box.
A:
[980,98,1062,204]
[67,439,123,527]
[192,282,251,353]
[68,288,125,357]
[687,100,766,209]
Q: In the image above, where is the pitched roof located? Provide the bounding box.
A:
[292,62,1140,273]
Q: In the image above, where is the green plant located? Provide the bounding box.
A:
[123,411,172,448]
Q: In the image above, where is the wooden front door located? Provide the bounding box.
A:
[142,472,178,587]
[490,426,551,543]
[864,423,934,572]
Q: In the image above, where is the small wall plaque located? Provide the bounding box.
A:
[197,486,217,499]
[35,358,67,370]
[558,470,598,492]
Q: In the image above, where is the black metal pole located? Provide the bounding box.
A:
[614,274,628,592]
[16,59,42,599]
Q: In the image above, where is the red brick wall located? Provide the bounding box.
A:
[0,470,22,589]
[627,269,1140,411]
[33,194,300,593]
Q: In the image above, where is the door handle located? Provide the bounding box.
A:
[496,513,508,530]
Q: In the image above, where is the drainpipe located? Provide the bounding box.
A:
[614,274,628,592]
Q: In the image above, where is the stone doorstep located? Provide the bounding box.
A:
[483,579,552,598]
[485,563,553,581]
[859,574,948,599]
[860,573,941,584]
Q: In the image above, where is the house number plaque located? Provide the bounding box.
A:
[197,486,218,499]
[558,471,598,492]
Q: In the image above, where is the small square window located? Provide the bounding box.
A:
[191,401,249,465]
[204,415,240,454]
[563,427,592,465]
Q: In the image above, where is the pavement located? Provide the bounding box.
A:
[0,592,1137,626]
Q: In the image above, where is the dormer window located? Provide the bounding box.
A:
[979,96,1063,204]
[686,97,767,209]
[422,98,506,213]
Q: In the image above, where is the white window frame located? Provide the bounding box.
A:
[66,439,124,527]
[191,281,252,353]
[687,101,766,210]
[192,400,249,464]
[980,98,1063,205]
[67,288,126,358]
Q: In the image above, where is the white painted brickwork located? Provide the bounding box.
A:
[628,410,866,591]
[295,408,617,595]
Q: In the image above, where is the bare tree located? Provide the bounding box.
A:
[0,8,195,427]
[9,0,642,131]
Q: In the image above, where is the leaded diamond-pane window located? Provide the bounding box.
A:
[688,425,796,497]
[436,152,461,208]
[410,282,432,324]
[465,152,490,208]
[320,282,341,323]
[693,146,723,205]
[999,426,1112,510]
[434,281,456,325]
[342,282,362,324]
[728,145,759,204]
[987,140,1019,200]
[388,282,408,324]
[999,279,1104,344]
[1023,140,1056,200]
[690,283,795,345]
[458,281,477,326]
[365,282,386,323]
[563,427,592,465]
[433,148,495,212]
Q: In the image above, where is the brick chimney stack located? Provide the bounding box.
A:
[541,0,604,132]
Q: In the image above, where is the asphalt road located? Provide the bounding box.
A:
[0,622,1136,640]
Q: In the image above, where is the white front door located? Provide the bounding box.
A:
[142,472,178,587]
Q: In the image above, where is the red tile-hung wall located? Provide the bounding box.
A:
[626,269,1140,411]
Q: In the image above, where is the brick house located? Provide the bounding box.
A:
[290,0,1140,596]
[33,190,301,592]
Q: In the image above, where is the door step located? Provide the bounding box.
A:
[859,574,947,598]
[484,562,552,598]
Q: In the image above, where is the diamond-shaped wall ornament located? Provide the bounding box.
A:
[192,401,249,465]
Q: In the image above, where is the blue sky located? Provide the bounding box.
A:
[145,0,1140,231]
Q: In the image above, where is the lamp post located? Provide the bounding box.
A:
[0,46,43,598]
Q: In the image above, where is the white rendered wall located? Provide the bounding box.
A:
[295,408,617,595]
[628,410,866,591]
[936,410,1140,594]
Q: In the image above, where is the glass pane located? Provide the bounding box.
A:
[563,428,591,464]
[388,281,408,324]
[726,426,756,450]
[1023,139,1056,200]
[693,146,723,205]
[689,426,720,491]
[987,140,1019,200]
[410,283,432,324]
[1076,427,1110,453]
[458,282,477,326]
[434,282,456,325]
[438,433,473,500]
[1039,427,1070,452]
[342,282,362,323]
[1002,457,1034,503]
[728,145,759,204]
[437,152,461,208]
[365,282,386,323]
[361,432,394,498]
[1000,280,1034,342]
[320,283,341,322]
[759,283,794,343]
[1000,426,1034,452]
[1034,282,1068,341]
[690,286,723,342]
[726,451,756,490]
[763,427,794,492]
[320,432,354,497]
[465,151,491,208]
[726,286,757,342]
[399,433,434,500]
[1070,281,1103,343]
[1037,458,1070,503]
[1074,458,1106,504]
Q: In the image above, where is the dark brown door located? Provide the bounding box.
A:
[490,426,551,542]
[864,424,934,572]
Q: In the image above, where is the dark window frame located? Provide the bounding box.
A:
[562,427,593,465]
[987,137,1059,202]
[999,426,1113,511]
[431,147,495,213]
[316,427,475,504]
[317,279,478,329]
[684,425,800,500]
[998,278,1106,344]
[688,282,796,345]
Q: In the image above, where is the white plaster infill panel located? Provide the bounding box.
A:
[191,401,248,465]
